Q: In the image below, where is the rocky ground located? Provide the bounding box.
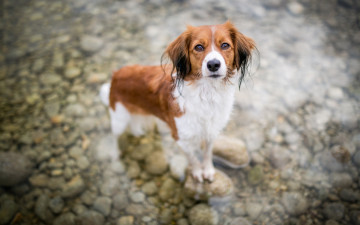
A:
[1,0,360,224]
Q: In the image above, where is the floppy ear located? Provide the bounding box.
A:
[164,27,192,88]
[225,21,256,88]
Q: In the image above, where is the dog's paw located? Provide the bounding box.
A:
[191,167,204,183]
[202,164,215,182]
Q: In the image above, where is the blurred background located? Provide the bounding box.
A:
[1,0,360,224]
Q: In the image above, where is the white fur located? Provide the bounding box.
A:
[201,50,227,78]
[100,83,110,106]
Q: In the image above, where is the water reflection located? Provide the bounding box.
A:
[1,0,359,225]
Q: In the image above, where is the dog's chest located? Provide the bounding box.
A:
[174,80,236,139]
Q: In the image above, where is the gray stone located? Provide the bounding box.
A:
[77,210,105,225]
[246,203,263,220]
[77,156,90,170]
[169,154,188,180]
[100,178,118,196]
[35,194,54,223]
[61,175,85,198]
[110,162,125,174]
[145,151,168,175]
[81,191,96,206]
[282,192,308,216]
[40,73,62,85]
[32,58,45,72]
[127,161,141,179]
[177,218,189,225]
[49,196,64,214]
[159,208,172,224]
[117,216,134,225]
[269,147,291,169]
[287,2,304,15]
[80,35,104,53]
[188,204,219,225]
[64,104,86,117]
[113,193,129,210]
[141,181,158,195]
[44,101,60,118]
[96,135,119,161]
[319,151,345,172]
[53,213,76,225]
[78,118,96,132]
[230,217,252,225]
[159,178,177,202]
[0,152,34,186]
[324,203,345,220]
[29,174,50,187]
[0,196,19,225]
[72,204,87,215]
[129,191,145,203]
[340,188,359,202]
[331,173,353,188]
[247,165,264,185]
[325,220,340,225]
[353,151,360,167]
[93,196,112,216]
[125,204,145,215]
[65,67,81,79]
[350,210,360,225]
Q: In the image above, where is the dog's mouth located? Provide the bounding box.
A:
[208,74,223,79]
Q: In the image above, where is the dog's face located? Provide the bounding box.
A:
[165,21,256,87]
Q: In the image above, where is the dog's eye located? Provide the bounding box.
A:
[221,43,230,50]
[194,44,204,52]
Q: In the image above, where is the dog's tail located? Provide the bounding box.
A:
[99,83,110,106]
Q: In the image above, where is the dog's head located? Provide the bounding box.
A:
[164,21,256,88]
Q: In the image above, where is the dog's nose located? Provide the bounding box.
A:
[207,59,221,72]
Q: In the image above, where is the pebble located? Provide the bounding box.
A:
[78,210,105,225]
[0,152,34,186]
[339,188,359,202]
[29,174,50,187]
[127,161,141,179]
[129,191,145,203]
[230,217,252,225]
[93,196,112,216]
[247,165,264,185]
[350,210,360,225]
[160,208,172,224]
[113,193,129,210]
[282,192,308,216]
[324,203,345,220]
[188,204,219,225]
[96,135,119,161]
[63,103,86,117]
[169,154,188,180]
[287,2,304,15]
[53,212,76,225]
[269,147,291,169]
[77,156,90,170]
[141,181,158,195]
[159,178,177,202]
[80,35,104,53]
[117,216,134,225]
[49,196,65,214]
[61,175,86,198]
[145,151,168,175]
[325,220,340,225]
[331,173,353,188]
[0,196,19,225]
[353,151,360,167]
[246,203,263,220]
[65,67,81,79]
[35,194,54,223]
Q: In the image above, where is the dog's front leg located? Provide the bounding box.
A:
[202,139,215,182]
[177,139,203,183]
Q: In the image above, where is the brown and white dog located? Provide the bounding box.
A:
[100,21,255,182]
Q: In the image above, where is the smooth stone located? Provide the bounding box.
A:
[80,35,104,53]
[287,2,304,15]
[353,151,360,167]
[141,181,158,195]
[87,73,108,84]
[78,118,97,132]
[326,220,340,225]
[331,173,353,188]
[32,58,45,72]
[35,194,54,223]
[125,204,145,215]
[53,213,76,225]
[117,216,134,225]
[169,154,188,181]
[29,174,50,187]
[77,210,105,225]
[324,203,345,220]
[319,151,345,172]
[282,192,308,216]
[49,196,64,214]
[0,152,34,186]
[269,147,291,169]
[350,210,360,225]
[93,196,112,216]
[212,135,249,168]
[230,217,252,225]
[65,67,81,79]
[339,188,359,202]
[129,191,145,203]
[184,169,233,200]
[61,175,85,198]
[159,178,177,202]
[159,208,172,224]
[63,104,86,117]
[247,165,264,185]
[96,135,119,161]
[80,191,96,206]
[0,196,19,225]
[77,156,90,170]
[145,151,168,175]
[113,193,129,210]
[126,161,141,179]
[246,203,263,220]
[188,204,219,225]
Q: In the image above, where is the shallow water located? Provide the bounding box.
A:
[1,0,360,225]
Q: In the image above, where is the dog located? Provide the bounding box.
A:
[100,21,255,182]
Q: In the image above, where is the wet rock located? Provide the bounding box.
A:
[212,135,250,168]
[282,192,308,216]
[35,194,54,223]
[61,175,85,198]
[110,162,125,174]
[129,191,145,203]
[49,196,65,214]
[170,154,188,181]
[29,174,50,187]
[96,135,119,161]
[125,204,145,215]
[53,212,76,225]
[80,35,104,53]
[127,161,141,178]
[160,208,172,224]
[0,152,34,186]
[93,196,112,216]
[145,151,168,175]
[141,181,158,195]
[40,73,62,86]
[81,191,96,206]
[339,188,359,202]
[319,151,345,172]
[350,210,360,225]
[117,216,134,225]
[184,169,233,200]
[247,165,264,185]
[64,103,86,117]
[72,204,87,215]
[159,178,177,202]
[0,196,19,225]
[230,217,252,225]
[113,193,128,210]
[77,156,90,170]
[188,203,219,225]
[331,173,353,188]
[269,147,292,169]
[324,203,345,220]
[77,210,105,225]
[246,203,263,220]
[65,67,81,79]
[130,141,153,160]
